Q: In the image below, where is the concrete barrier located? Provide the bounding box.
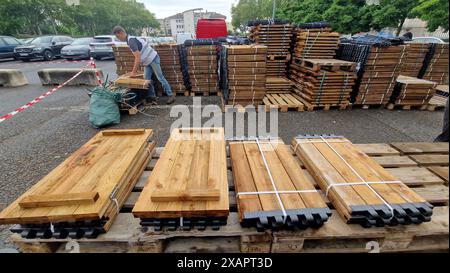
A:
[0,69,28,87]
[37,68,103,86]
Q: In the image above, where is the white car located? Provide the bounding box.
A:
[90,35,126,60]
[411,37,446,44]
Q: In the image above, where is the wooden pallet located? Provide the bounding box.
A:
[132,128,229,230]
[295,95,349,111]
[10,141,448,253]
[0,129,155,240]
[263,93,305,112]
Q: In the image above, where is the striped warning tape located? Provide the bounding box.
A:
[0,62,94,124]
[0,59,92,68]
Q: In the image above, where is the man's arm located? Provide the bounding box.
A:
[131,50,141,76]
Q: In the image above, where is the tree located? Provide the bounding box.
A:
[370,0,420,35]
[413,0,449,31]
[0,0,159,37]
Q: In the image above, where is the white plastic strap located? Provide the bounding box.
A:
[112,198,120,214]
[237,189,318,196]
[180,217,184,227]
[50,222,55,233]
[254,138,287,221]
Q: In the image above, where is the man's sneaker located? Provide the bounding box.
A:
[166,96,176,105]
[146,97,158,105]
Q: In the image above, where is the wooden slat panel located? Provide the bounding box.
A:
[19,192,99,209]
[391,142,449,155]
[409,154,449,166]
[354,144,400,156]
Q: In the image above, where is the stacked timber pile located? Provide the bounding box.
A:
[225,45,267,107]
[229,138,331,231]
[428,85,449,111]
[153,43,186,95]
[249,20,293,77]
[388,75,437,110]
[292,22,339,60]
[112,45,144,76]
[290,58,356,110]
[0,129,155,239]
[420,43,449,85]
[133,128,229,231]
[266,77,293,94]
[400,43,429,77]
[185,44,219,95]
[292,135,434,227]
[337,41,407,106]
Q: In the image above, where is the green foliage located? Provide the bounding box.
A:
[0,0,159,37]
[413,0,449,31]
[232,0,449,35]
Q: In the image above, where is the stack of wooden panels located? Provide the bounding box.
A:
[154,43,186,95]
[112,45,144,76]
[250,23,293,77]
[293,27,339,60]
[186,45,219,95]
[290,59,356,109]
[400,43,429,77]
[428,85,449,111]
[226,45,267,107]
[230,139,331,231]
[292,135,434,227]
[354,45,407,106]
[0,129,155,239]
[388,75,437,109]
[266,77,293,94]
[114,75,151,90]
[133,128,229,230]
[422,44,449,85]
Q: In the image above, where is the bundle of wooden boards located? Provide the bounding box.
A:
[186,45,219,95]
[266,77,293,94]
[133,128,229,230]
[250,23,293,77]
[428,85,449,110]
[354,45,407,106]
[230,139,331,231]
[114,75,151,90]
[153,43,186,95]
[290,59,356,109]
[388,75,437,109]
[225,45,267,107]
[422,43,449,85]
[400,43,429,77]
[292,135,434,227]
[0,129,155,239]
[112,45,144,76]
[293,26,339,60]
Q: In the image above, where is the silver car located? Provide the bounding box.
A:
[90,35,126,60]
[61,37,95,60]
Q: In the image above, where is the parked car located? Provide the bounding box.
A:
[411,37,446,44]
[90,35,125,60]
[176,33,195,45]
[14,36,74,61]
[18,38,33,44]
[0,36,22,60]
[61,37,95,60]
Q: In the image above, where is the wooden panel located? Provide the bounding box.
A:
[386,167,445,186]
[292,136,433,227]
[132,128,229,218]
[0,129,153,226]
[428,166,449,183]
[372,156,418,168]
[230,139,330,230]
[19,192,99,208]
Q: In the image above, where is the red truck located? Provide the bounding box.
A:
[196,19,228,39]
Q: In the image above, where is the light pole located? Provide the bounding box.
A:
[272,0,276,20]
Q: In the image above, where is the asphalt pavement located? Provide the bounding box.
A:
[0,57,446,249]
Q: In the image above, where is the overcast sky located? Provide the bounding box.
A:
[138,0,238,21]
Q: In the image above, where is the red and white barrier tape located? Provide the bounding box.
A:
[90,57,103,86]
[0,63,92,124]
[1,59,91,67]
